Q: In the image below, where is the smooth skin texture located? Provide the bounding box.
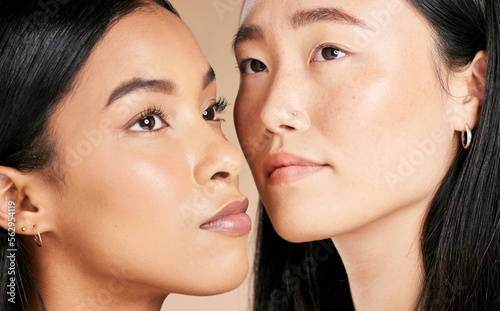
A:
[234,0,486,309]
[0,6,250,311]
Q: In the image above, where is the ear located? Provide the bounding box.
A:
[449,50,487,131]
[0,166,55,239]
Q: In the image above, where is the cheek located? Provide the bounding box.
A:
[314,60,454,199]
[54,138,196,277]
[235,91,261,159]
[234,89,255,136]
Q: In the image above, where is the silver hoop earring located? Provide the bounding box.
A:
[462,124,472,149]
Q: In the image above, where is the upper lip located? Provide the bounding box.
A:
[263,152,326,178]
[200,197,249,227]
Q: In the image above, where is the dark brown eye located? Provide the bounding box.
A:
[129,114,166,132]
[139,116,155,130]
[249,59,267,73]
[314,46,346,62]
[203,106,217,121]
[322,48,343,60]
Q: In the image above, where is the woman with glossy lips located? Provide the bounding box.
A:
[0,1,251,310]
[233,0,499,310]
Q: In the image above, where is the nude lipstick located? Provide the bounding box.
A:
[200,198,251,235]
[264,152,327,185]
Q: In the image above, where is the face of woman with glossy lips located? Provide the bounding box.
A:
[37,6,251,300]
[234,0,477,242]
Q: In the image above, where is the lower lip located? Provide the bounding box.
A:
[200,213,252,235]
[268,165,326,185]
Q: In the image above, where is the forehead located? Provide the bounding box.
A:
[240,0,404,26]
[78,7,209,93]
[234,0,418,55]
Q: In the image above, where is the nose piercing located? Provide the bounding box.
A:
[293,111,297,116]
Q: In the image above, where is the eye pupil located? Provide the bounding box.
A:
[140,116,155,130]
[250,60,266,72]
[203,106,216,121]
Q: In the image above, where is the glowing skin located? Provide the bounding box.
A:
[0,6,251,311]
[234,0,485,309]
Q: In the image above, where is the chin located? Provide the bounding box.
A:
[183,257,249,296]
[268,213,329,243]
[262,190,359,243]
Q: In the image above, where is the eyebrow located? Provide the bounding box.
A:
[203,66,216,90]
[106,67,216,108]
[290,7,371,30]
[233,7,371,51]
[233,24,264,52]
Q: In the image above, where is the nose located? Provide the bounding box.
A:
[260,73,310,135]
[193,127,244,187]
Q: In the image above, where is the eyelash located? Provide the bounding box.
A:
[140,105,167,121]
[211,97,229,122]
[128,105,169,134]
[131,98,228,132]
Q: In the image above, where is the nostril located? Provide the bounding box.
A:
[211,171,230,180]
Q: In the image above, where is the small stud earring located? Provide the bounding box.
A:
[21,227,27,232]
[293,111,298,116]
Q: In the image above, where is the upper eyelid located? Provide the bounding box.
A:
[313,43,348,55]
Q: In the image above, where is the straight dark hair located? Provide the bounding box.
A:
[253,0,500,310]
[0,1,179,310]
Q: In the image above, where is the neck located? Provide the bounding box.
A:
[332,201,427,311]
[29,244,167,311]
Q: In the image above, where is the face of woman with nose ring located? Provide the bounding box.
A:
[234,0,465,242]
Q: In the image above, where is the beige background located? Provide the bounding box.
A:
[162,1,259,310]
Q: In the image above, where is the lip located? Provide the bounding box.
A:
[264,152,328,185]
[200,198,251,235]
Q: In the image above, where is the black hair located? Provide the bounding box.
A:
[0,1,179,310]
[253,0,500,310]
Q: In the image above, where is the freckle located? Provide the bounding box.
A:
[352,96,356,100]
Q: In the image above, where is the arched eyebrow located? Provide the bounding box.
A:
[233,7,372,52]
[106,78,176,108]
[106,66,216,108]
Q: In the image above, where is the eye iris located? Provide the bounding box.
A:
[203,107,216,120]
[250,60,266,72]
[140,116,155,130]
[322,48,340,60]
